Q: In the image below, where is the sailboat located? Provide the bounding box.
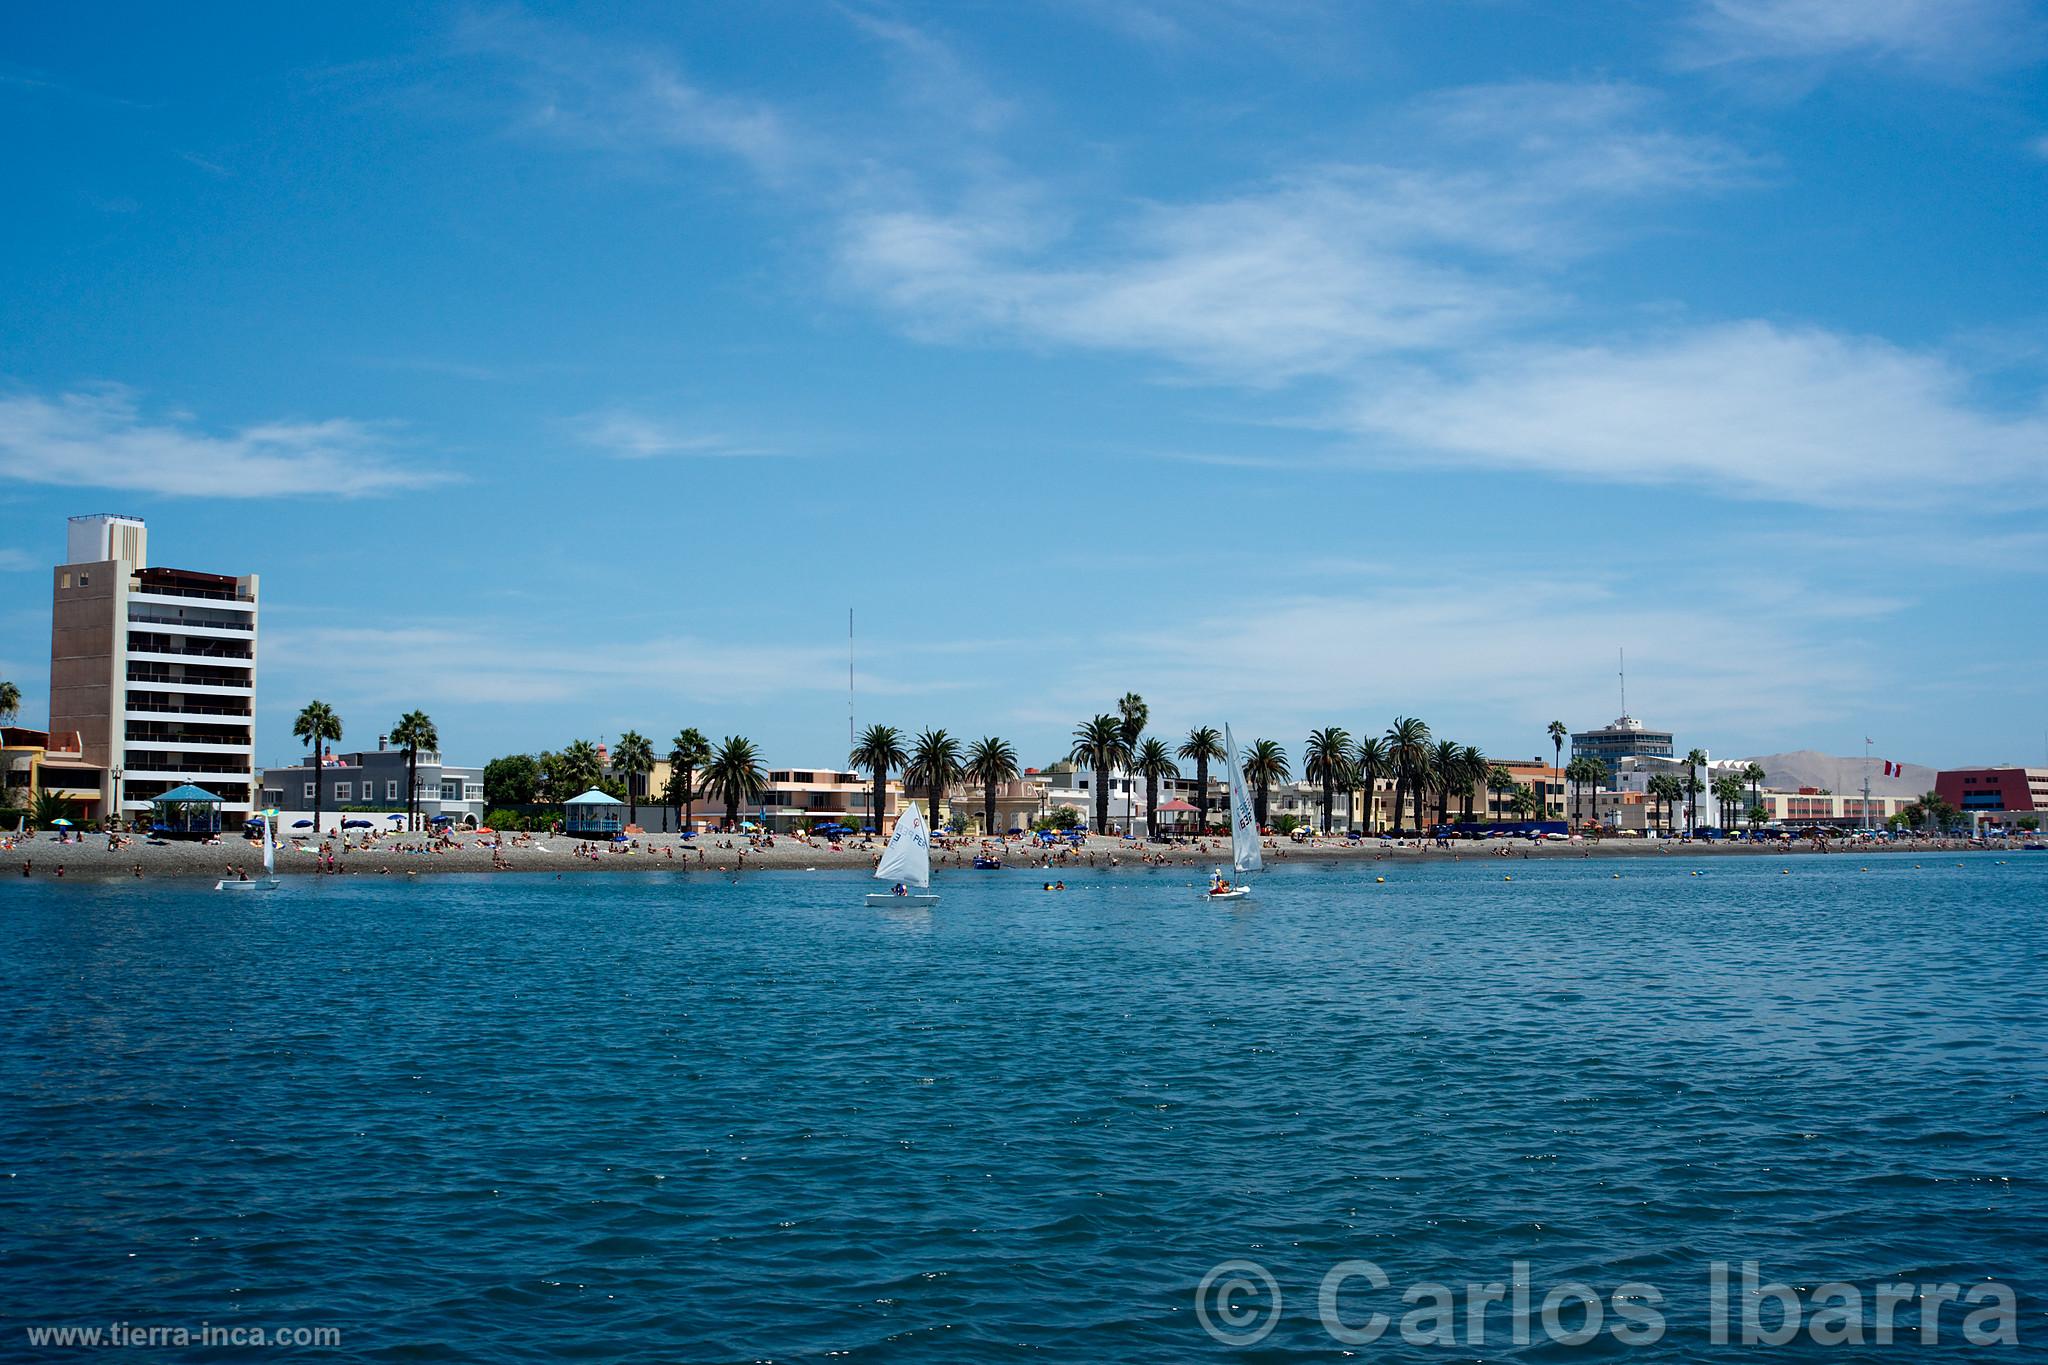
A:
[216,812,281,892]
[1204,724,1262,899]
[866,801,940,907]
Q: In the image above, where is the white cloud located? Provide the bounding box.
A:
[1345,321,2048,510]
[572,410,777,459]
[1677,0,2046,75]
[0,548,37,572]
[0,386,444,499]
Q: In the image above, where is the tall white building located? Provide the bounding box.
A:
[49,514,260,821]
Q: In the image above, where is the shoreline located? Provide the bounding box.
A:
[1,830,2027,884]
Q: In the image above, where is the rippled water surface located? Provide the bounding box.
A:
[3,854,2043,1360]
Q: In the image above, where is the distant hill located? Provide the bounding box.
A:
[1739,750,1935,798]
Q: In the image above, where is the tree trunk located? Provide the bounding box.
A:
[1321,779,1332,833]
[1196,756,1209,834]
[627,775,637,827]
[1145,774,1157,839]
[406,748,416,832]
[1254,779,1268,829]
[874,771,887,836]
[1390,778,1405,834]
[1412,774,1426,832]
[927,783,941,834]
[1095,753,1110,835]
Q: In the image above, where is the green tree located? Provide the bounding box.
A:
[1116,693,1148,750]
[390,709,438,832]
[1486,764,1518,824]
[1430,738,1462,826]
[707,736,767,830]
[1711,774,1744,830]
[1132,737,1179,838]
[906,727,964,832]
[1303,726,1353,833]
[1241,738,1289,830]
[1385,717,1431,833]
[1457,745,1486,822]
[964,735,1020,838]
[292,700,343,834]
[0,679,21,726]
[1177,726,1225,834]
[484,754,540,808]
[1509,784,1540,820]
[1565,756,1606,827]
[1684,748,1709,835]
[1743,762,1768,828]
[30,789,77,829]
[1070,714,1133,834]
[1648,773,1685,835]
[556,740,604,799]
[1548,719,1568,788]
[1354,736,1392,834]
[612,730,655,826]
[665,728,711,831]
[2016,815,2039,832]
[849,723,908,835]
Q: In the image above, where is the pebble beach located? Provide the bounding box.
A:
[0,827,2017,883]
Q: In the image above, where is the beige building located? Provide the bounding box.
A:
[2,726,101,818]
[49,515,259,821]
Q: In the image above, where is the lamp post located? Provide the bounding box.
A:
[111,765,122,830]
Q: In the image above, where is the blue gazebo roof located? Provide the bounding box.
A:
[563,789,624,806]
[154,784,223,803]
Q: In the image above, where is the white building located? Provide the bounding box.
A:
[49,515,259,822]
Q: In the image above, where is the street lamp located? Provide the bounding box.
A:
[111,765,122,830]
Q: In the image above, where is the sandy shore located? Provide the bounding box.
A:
[0,828,2024,883]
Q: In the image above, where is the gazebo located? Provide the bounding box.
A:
[1154,798,1200,834]
[563,788,625,836]
[152,783,224,837]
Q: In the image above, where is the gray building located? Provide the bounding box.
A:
[1571,713,1676,782]
[261,738,484,831]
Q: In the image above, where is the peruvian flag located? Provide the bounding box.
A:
[1883,760,1898,777]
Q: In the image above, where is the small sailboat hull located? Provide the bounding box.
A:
[1204,885,1252,900]
[867,892,940,907]
[215,878,281,892]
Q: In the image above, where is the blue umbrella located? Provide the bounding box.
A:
[387,814,405,822]
[344,819,372,829]
[432,814,454,824]
[293,819,313,828]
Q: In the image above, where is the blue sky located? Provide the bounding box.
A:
[3,0,2045,772]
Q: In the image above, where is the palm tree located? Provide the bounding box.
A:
[667,728,711,832]
[906,727,964,832]
[0,679,20,726]
[1457,745,1486,823]
[1565,756,1604,827]
[558,739,605,797]
[1241,739,1289,830]
[1743,762,1768,830]
[1548,719,1568,786]
[1486,764,1517,824]
[1353,735,1391,834]
[612,730,655,827]
[1116,694,1148,829]
[850,724,909,836]
[1130,737,1179,838]
[390,709,438,832]
[1648,773,1684,835]
[1069,714,1133,834]
[1509,785,1540,820]
[1430,738,1463,827]
[292,700,342,834]
[1386,717,1430,833]
[964,736,1019,837]
[1684,748,1708,835]
[706,736,767,830]
[1303,727,1353,833]
[1177,726,1225,835]
[1712,774,1745,831]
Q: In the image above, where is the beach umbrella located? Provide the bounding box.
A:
[1007,827,1025,835]
[432,814,454,824]
[861,824,877,833]
[50,818,73,827]
[343,819,372,828]
[387,814,405,822]
[293,819,314,828]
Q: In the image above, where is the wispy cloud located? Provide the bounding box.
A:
[572,409,778,459]
[0,548,37,572]
[1675,0,2047,77]
[1343,321,2048,510]
[0,386,445,499]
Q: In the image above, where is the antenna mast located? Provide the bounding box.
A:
[1619,647,1627,717]
[848,607,856,749]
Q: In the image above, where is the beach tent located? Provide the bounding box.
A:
[564,788,626,836]
[151,784,224,836]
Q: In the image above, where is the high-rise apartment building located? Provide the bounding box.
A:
[49,514,259,821]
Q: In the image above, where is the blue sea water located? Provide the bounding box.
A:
[1,853,2043,1361]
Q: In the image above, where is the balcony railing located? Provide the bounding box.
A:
[125,700,253,718]
[131,584,254,605]
[127,612,254,632]
[121,760,257,776]
[127,668,252,688]
[128,641,255,661]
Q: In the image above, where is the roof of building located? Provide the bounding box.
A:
[564,788,624,805]
[155,783,224,803]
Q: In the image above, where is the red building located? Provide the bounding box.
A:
[1935,767,2048,820]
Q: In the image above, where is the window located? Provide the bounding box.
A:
[387,780,400,801]
[304,782,315,800]
[335,782,351,800]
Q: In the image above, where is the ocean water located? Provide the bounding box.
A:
[1,853,2042,1361]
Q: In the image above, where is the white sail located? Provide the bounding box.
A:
[261,815,276,876]
[1224,724,1263,875]
[874,801,932,888]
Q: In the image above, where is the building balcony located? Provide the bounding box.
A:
[125,700,253,720]
[125,612,255,635]
[130,585,255,609]
[124,734,253,754]
[127,643,255,664]
[126,670,253,695]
